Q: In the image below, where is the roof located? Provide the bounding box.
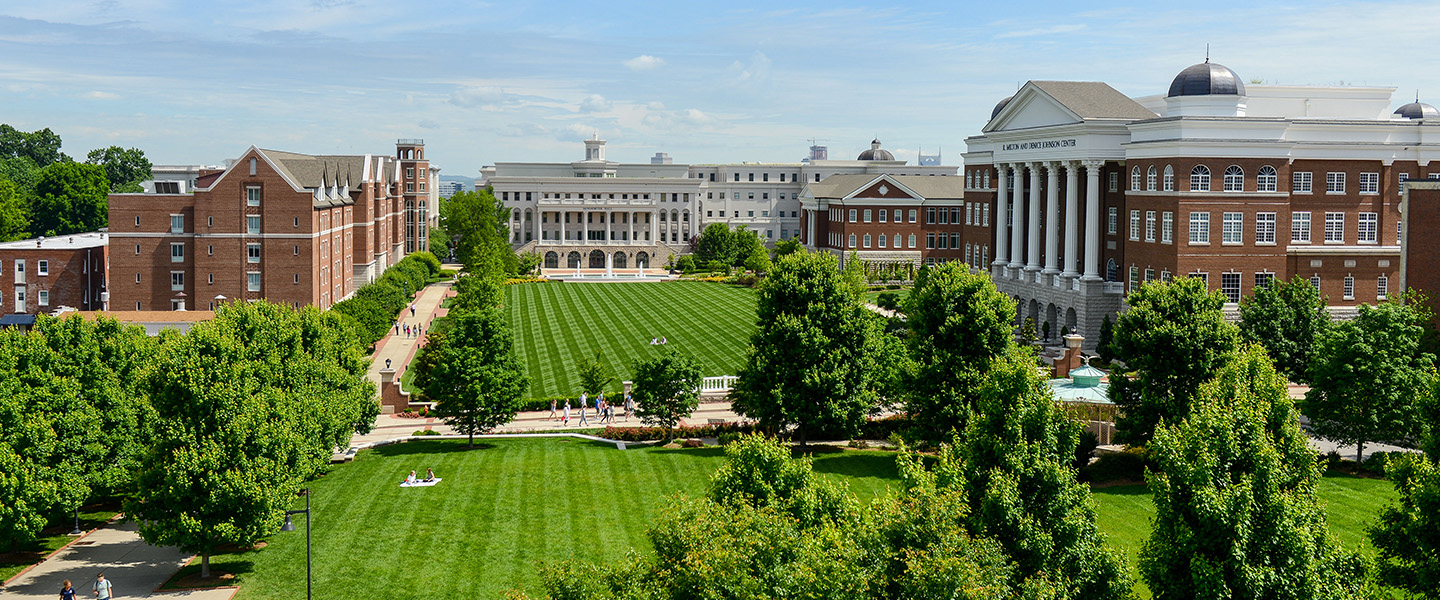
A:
[0,314,37,326]
[1047,379,1112,403]
[254,149,395,209]
[1028,80,1157,120]
[73,310,216,323]
[0,232,107,251]
[806,174,965,200]
[1167,61,1246,98]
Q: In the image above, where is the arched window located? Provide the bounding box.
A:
[1131,166,1141,191]
[513,209,521,221]
[1190,165,1211,192]
[1163,165,1175,191]
[1147,166,1158,191]
[1106,258,1119,281]
[1223,165,1244,192]
[848,234,857,248]
[983,170,991,188]
[966,172,974,188]
[1257,165,1278,192]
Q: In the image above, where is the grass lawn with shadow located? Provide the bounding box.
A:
[0,505,120,583]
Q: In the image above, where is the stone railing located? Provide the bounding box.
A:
[700,375,738,394]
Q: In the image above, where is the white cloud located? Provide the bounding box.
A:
[83,90,119,100]
[449,85,507,107]
[579,93,612,112]
[994,23,1086,39]
[728,51,772,86]
[623,55,665,71]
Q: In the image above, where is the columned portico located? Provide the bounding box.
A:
[1082,160,1103,281]
[1043,162,1060,275]
[993,164,1010,268]
[1009,164,1025,270]
[1026,162,1041,272]
[1062,162,1080,278]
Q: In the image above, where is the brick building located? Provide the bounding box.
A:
[800,173,984,271]
[109,140,431,311]
[1400,181,1440,329]
[964,61,1440,348]
[0,232,108,317]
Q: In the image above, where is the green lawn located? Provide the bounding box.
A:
[864,287,911,306]
[192,439,1397,600]
[505,282,757,398]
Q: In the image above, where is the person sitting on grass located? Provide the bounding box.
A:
[650,337,658,345]
[660,336,668,344]
[404,470,417,485]
[424,468,436,482]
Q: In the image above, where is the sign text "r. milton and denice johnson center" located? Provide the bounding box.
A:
[1001,139,1077,151]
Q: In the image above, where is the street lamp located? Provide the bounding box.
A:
[70,507,81,536]
[281,488,312,600]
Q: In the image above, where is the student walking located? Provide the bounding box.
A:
[548,398,558,420]
[60,579,77,600]
[578,402,590,426]
[625,393,635,421]
[563,400,571,426]
[92,573,112,600]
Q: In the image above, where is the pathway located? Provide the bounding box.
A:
[365,278,453,391]
[0,520,233,599]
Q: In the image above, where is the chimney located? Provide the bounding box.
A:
[1053,334,1086,378]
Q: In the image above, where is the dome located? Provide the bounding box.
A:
[858,139,895,161]
[1395,101,1439,120]
[991,95,1014,119]
[1167,61,1246,98]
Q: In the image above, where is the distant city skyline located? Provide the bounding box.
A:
[3,1,1438,176]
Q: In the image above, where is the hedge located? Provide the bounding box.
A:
[331,253,442,346]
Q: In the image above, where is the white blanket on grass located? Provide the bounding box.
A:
[400,477,442,488]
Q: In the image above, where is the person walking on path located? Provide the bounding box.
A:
[625,392,634,422]
[595,391,603,417]
[60,579,77,600]
[563,400,571,426]
[578,402,590,427]
[410,303,417,317]
[549,398,558,420]
[92,573,112,600]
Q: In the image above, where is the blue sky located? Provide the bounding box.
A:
[3,1,1438,177]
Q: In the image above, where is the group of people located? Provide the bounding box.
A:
[393,304,428,339]
[58,573,109,600]
[550,391,635,426]
[649,336,669,345]
[403,468,438,484]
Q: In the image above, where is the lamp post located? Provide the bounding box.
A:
[281,488,311,600]
[70,507,81,536]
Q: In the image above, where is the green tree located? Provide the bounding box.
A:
[1368,454,1440,598]
[742,244,771,273]
[731,251,888,445]
[731,225,766,267]
[1097,313,1116,362]
[1239,275,1330,384]
[0,439,49,553]
[1142,345,1364,600]
[440,188,514,279]
[450,273,503,312]
[631,349,702,432]
[576,350,614,397]
[1305,301,1434,462]
[695,222,737,265]
[903,262,1016,441]
[841,251,868,299]
[1111,277,1239,446]
[1020,317,1037,345]
[899,346,1132,599]
[0,124,68,167]
[31,161,110,236]
[424,308,528,447]
[85,146,152,193]
[773,237,802,258]
[0,177,28,241]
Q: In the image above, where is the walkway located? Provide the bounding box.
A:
[0,520,233,599]
[365,278,453,391]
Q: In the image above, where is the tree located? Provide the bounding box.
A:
[773,238,802,258]
[1097,313,1116,362]
[631,349,702,432]
[1111,277,1239,446]
[742,244,771,273]
[1142,345,1365,600]
[1019,317,1037,345]
[85,146,152,193]
[842,250,867,299]
[576,351,614,397]
[0,124,68,167]
[695,222,737,265]
[1305,301,1434,462]
[731,251,888,445]
[1239,275,1330,384]
[0,178,27,241]
[1369,455,1440,598]
[898,346,1132,599]
[424,308,528,447]
[440,188,514,279]
[903,262,1016,441]
[731,225,766,267]
[31,161,109,236]
[450,273,503,312]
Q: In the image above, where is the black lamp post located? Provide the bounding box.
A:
[70,507,81,535]
[281,488,312,600]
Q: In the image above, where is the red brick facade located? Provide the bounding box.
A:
[0,233,107,315]
[802,174,985,269]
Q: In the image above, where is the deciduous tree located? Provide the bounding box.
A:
[0,177,28,241]
[1368,454,1440,599]
[424,308,528,446]
[440,188,515,279]
[1111,277,1238,446]
[695,222,738,265]
[0,124,67,167]
[1142,345,1364,600]
[32,161,110,236]
[576,350,614,397]
[85,146,152,193]
[1239,275,1330,383]
[631,349,702,432]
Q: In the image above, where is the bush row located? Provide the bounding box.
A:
[601,423,758,441]
[331,252,442,346]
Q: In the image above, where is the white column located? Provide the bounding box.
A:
[628,212,634,244]
[994,164,1010,266]
[1083,160,1103,280]
[559,209,566,243]
[1009,164,1025,269]
[1026,163,1042,272]
[605,209,612,244]
[533,209,541,243]
[1062,163,1080,278]
[1043,162,1060,275]
[650,210,657,243]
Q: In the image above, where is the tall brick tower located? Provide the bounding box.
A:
[397,139,428,257]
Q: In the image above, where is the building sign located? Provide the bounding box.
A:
[1000,139,1077,152]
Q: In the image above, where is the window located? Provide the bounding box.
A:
[848,234,857,248]
[36,260,48,276]
[170,243,185,262]
[878,234,886,248]
[982,204,990,226]
[1292,211,1311,242]
[1326,172,1346,194]
[1108,172,1118,192]
[926,233,936,249]
[1223,165,1244,191]
[1256,212,1276,244]
[747,211,754,217]
[135,273,141,283]
[1358,212,1378,243]
[135,216,141,227]
[926,207,937,224]
[208,244,213,256]
[1108,207,1118,234]
[1324,212,1345,243]
[908,209,917,223]
[1310,275,1321,289]
[1189,212,1210,244]
[1129,266,1139,292]
[863,209,872,223]
[1343,276,1355,300]
[983,172,990,187]
[249,157,257,176]
[248,243,261,263]
[1146,166,1157,191]
[1145,211,1156,242]
[908,234,917,248]
[247,215,260,234]
[1163,165,1175,191]
[879,209,888,223]
[1399,172,1410,193]
[1223,212,1243,244]
[1145,268,1155,282]
[1293,171,1313,193]
[208,273,213,284]
[1255,272,1275,290]
[1257,166,1278,192]
[294,217,299,228]
[294,273,300,284]
[863,234,871,248]
[247,272,261,292]
[37,290,48,306]
[1378,275,1389,300]
[950,232,960,249]
[849,209,857,223]
[171,272,184,291]
[1360,172,1379,194]
[1221,273,1241,303]
[763,173,769,182]
[967,172,974,188]
[170,214,184,233]
[964,204,972,225]
[1190,165,1211,191]
[1131,166,1141,190]
[1129,210,1141,241]
[246,187,261,206]
[1162,212,1174,243]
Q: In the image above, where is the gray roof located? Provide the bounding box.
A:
[255,149,400,208]
[0,231,107,251]
[807,174,964,200]
[1028,81,1157,120]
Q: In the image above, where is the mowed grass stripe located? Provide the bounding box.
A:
[506,282,758,398]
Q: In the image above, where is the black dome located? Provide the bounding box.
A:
[1167,61,1246,97]
[1395,102,1439,120]
[991,95,1014,119]
[858,139,895,161]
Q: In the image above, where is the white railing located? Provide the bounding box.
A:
[700,375,738,393]
[1103,282,1125,294]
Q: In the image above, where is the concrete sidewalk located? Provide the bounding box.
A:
[0,520,232,599]
[365,278,453,392]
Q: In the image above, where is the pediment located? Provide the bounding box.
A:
[851,178,920,200]
[984,83,1084,133]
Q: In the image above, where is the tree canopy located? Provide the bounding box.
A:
[1239,275,1330,384]
[85,145,153,193]
[440,188,515,279]
[32,161,110,236]
[0,124,68,167]
[422,307,528,446]
[631,349,702,431]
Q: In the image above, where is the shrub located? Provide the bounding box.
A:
[329,254,441,346]
[412,429,441,436]
[1081,448,1149,483]
[717,432,742,446]
[876,292,900,311]
[1073,430,1100,471]
[674,255,696,272]
[601,423,756,442]
[680,439,704,448]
